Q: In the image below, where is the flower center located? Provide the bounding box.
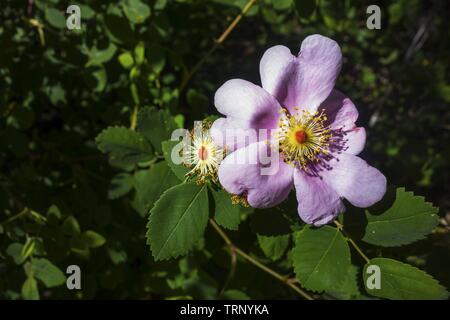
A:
[294,130,307,144]
[182,121,224,183]
[198,145,209,160]
[277,108,332,171]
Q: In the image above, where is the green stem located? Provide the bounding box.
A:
[179,0,257,91]
[1,208,28,225]
[209,219,314,300]
[334,220,370,264]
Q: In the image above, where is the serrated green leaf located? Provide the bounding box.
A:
[293,225,351,292]
[212,189,241,230]
[146,183,209,260]
[132,161,180,216]
[363,258,449,300]
[82,230,106,248]
[257,234,290,261]
[362,187,439,247]
[108,173,134,199]
[31,258,66,288]
[326,265,361,299]
[137,107,177,153]
[161,140,190,180]
[96,126,154,166]
[22,277,39,300]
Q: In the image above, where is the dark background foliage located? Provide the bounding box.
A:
[0,0,449,299]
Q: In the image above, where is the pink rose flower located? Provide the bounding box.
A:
[211,34,387,226]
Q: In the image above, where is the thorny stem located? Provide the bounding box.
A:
[209,219,314,300]
[334,220,370,264]
[179,0,257,91]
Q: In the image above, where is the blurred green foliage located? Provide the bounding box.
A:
[0,0,449,299]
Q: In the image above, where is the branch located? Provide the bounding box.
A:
[209,219,314,300]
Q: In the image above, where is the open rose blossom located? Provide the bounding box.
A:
[210,34,387,226]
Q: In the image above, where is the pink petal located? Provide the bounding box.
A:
[294,169,345,226]
[273,35,342,114]
[218,141,294,208]
[214,79,281,129]
[321,90,359,131]
[323,153,387,208]
[343,127,366,155]
[320,90,366,155]
[260,45,295,97]
[210,117,259,152]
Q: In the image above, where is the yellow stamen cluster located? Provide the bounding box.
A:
[277,108,332,171]
[230,194,250,207]
[183,121,224,184]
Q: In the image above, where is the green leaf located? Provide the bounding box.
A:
[363,258,449,300]
[96,126,154,166]
[293,225,351,292]
[45,8,66,28]
[47,205,61,220]
[122,0,151,24]
[272,0,293,11]
[134,42,145,65]
[22,277,39,300]
[161,140,190,180]
[212,189,241,230]
[30,258,66,288]
[257,234,290,261]
[147,44,165,74]
[108,173,134,199]
[174,114,185,128]
[137,107,177,153]
[6,243,25,265]
[85,43,117,67]
[187,89,209,117]
[84,67,108,92]
[103,13,134,45]
[21,238,36,260]
[326,265,361,299]
[62,216,80,236]
[118,52,134,69]
[132,161,180,216]
[362,187,439,247]
[146,183,209,260]
[82,230,106,248]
